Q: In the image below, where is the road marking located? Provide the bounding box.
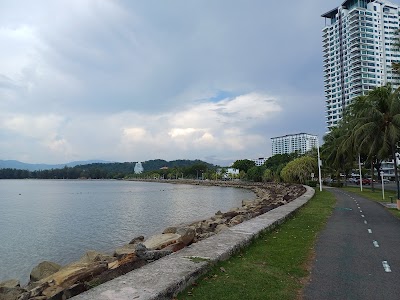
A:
[364,220,368,224]
[368,229,372,234]
[361,214,365,218]
[382,261,392,273]
[373,241,380,247]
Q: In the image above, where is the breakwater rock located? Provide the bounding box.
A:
[0,181,305,300]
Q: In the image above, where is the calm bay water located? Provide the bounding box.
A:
[0,179,254,283]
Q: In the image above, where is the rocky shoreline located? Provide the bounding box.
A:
[0,181,306,300]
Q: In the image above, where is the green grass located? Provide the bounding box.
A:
[342,186,396,203]
[176,190,336,300]
[342,186,400,219]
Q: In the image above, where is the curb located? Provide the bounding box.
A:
[72,185,315,300]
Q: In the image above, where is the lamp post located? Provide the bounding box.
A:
[380,171,385,200]
[317,139,322,192]
[359,154,363,192]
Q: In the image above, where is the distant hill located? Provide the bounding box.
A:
[0,159,216,179]
[0,160,112,171]
[0,159,215,172]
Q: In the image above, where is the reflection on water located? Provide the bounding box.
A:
[0,180,254,283]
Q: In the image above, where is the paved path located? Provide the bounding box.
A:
[304,189,400,300]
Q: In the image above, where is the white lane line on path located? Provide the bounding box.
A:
[361,214,365,218]
[359,210,363,213]
[364,220,368,224]
[382,261,392,273]
[368,229,372,234]
[373,241,380,248]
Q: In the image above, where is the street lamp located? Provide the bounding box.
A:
[317,139,322,192]
[380,171,385,200]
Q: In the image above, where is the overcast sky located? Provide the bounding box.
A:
[0,0,349,165]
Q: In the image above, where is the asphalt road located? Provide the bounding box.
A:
[348,182,399,192]
[303,188,400,300]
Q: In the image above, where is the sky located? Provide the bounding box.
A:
[0,0,346,166]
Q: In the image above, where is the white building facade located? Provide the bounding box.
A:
[271,133,318,155]
[252,158,267,166]
[134,162,144,174]
[322,0,400,130]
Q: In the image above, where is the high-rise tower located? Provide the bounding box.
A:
[322,0,400,130]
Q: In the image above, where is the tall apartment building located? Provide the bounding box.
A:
[271,133,318,156]
[322,0,400,130]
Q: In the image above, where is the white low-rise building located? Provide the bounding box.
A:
[252,158,267,167]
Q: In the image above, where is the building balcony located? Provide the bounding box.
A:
[350,38,361,46]
[350,63,362,71]
[350,52,361,59]
[350,58,362,65]
[350,45,360,53]
[349,30,360,39]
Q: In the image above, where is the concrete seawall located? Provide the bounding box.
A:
[73,185,315,300]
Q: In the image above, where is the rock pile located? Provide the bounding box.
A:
[0,182,305,300]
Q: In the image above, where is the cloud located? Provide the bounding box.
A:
[0,1,340,164]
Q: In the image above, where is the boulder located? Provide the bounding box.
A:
[129,235,145,244]
[0,286,25,300]
[30,261,62,282]
[162,227,178,234]
[228,215,246,226]
[114,244,137,258]
[0,280,25,300]
[140,250,172,261]
[39,262,108,298]
[176,227,195,246]
[163,242,187,252]
[78,251,116,264]
[0,280,19,289]
[215,224,229,233]
[143,233,180,250]
[108,253,137,270]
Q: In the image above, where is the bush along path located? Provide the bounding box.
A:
[176,189,336,300]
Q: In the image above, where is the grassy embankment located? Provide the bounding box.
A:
[176,189,336,300]
[342,186,400,219]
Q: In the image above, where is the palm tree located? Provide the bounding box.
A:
[351,85,400,198]
[321,124,354,183]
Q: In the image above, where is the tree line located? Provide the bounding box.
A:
[321,84,400,197]
[0,160,214,180]
[231,152,317,184]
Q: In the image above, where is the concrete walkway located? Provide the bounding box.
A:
[304,189,400,300]
[72,186,315,300]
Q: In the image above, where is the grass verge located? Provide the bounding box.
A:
[176,190,336,300]
[342,186,400,219]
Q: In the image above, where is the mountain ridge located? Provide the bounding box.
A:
[0,160,112,171]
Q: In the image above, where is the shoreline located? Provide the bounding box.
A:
[0,180,306,300]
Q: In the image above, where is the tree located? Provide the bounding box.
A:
[262,169,273,182]
[246,166,265,182]
[231,159,255,173]
[280,156,317,184]
[321,125,355,182]
[264,153,298,173]
[351,85,400,198]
